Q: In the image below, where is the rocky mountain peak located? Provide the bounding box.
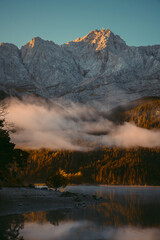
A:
[72,28,126,50]
[0,42,20,60]
[0,42,19,51]
[0,30,159,109]
[24,37,45,49]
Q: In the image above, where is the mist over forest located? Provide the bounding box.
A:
[4,96,160,150]
[0,96,160,186]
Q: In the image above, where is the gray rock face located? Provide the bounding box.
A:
[0,29,160,109]
[0,43,35,96]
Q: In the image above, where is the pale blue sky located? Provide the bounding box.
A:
[0,0,160,48]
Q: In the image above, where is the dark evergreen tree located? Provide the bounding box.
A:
[0,119,15,180]
[46,172,67,191]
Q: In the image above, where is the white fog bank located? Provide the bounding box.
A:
[5,97,160,150]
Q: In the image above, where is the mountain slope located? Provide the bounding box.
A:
[106,96,160,129]
[0,29,160,109]
[0,43,36,97]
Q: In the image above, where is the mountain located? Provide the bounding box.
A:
[0,29,160,109]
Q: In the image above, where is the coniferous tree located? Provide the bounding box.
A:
[0,119,15,180]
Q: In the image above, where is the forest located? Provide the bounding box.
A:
[107,96,160,129]
[0,97,160,186]
[12,147,159,186]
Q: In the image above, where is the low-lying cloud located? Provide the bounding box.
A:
[4,97,160,150]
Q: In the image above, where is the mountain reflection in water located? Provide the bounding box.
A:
[0,186,160,240]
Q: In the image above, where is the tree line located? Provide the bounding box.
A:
[15,147,160,186]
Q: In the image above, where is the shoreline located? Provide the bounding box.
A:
[0,187,104,217]
[1,185,160,217]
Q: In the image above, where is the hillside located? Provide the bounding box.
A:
[106,97,160,129]
[11,147,159,186]
[6,98,159,186]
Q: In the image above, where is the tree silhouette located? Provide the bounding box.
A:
[46,172,67,191]
[0,119,15,181]
[0,104,29,182]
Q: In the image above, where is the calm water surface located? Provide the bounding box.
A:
[0,185,160,240]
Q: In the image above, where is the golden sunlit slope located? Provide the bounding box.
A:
[106,97,160,129]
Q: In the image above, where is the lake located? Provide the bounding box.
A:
[0,185,160,240]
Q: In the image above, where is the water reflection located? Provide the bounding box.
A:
[0,186,160,240]
[19,222,160,240]
[0,214,24,240]
[65,185,160,227]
